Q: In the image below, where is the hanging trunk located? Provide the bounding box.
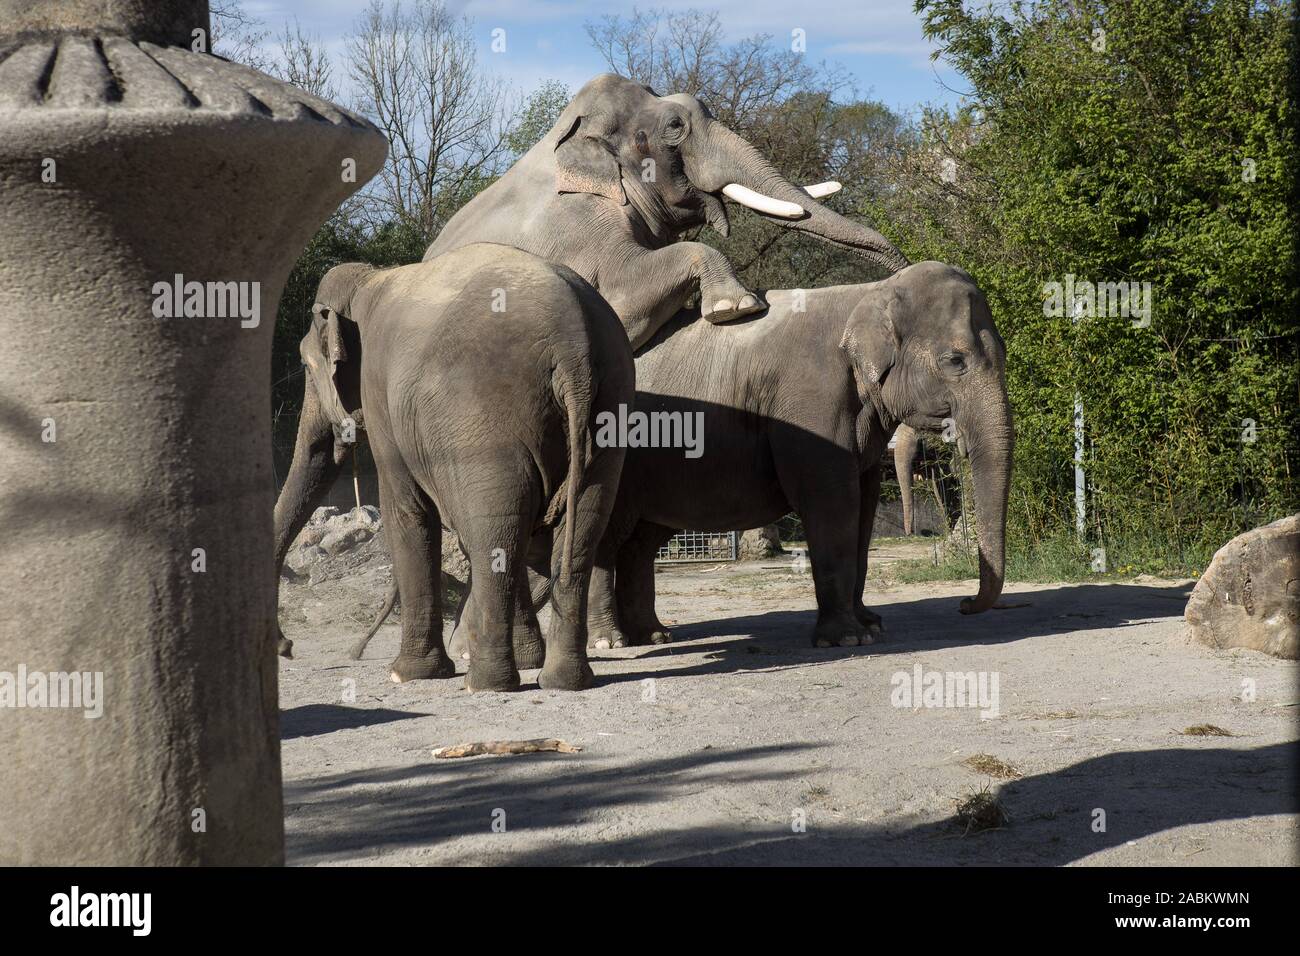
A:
[893,425,921,534]
[958,399,1014,614]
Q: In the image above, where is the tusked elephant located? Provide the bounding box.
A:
[272,243,634,691]
[588,261,1014,649]
[425,73,910,350]
[894,421,967,535]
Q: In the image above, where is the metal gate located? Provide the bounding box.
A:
[655,530,737,563]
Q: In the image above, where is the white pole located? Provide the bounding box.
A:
[1074,392,1085,537]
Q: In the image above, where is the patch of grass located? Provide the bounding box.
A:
[962,753,1021,779]
[890,527,1214,585]
[1180,724,1235,737]
[952,785,1009,835]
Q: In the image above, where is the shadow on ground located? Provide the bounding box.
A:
[589,583,1194,686]
[285,738,1296,866]
[281,704,422,740]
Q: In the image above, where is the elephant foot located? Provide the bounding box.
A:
[465,662,521,693]
[588,625,624,651]
[626,626,672,646]
[812,616,870,648]
[513,630,546,670]
[855,606,885,643]
[447,623,470,662]
[538,657,595,691]
[389,652,457,683]
[701,292,764,323]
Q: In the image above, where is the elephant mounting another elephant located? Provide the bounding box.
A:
[342,262,1015,665]
[426,73,910,349]
[272,74,1013,690]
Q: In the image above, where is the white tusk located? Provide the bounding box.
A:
[801,181,842,199]
[721,183,805,219]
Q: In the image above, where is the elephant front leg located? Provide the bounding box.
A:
[854,464,885,641]
[605,242,765,349]
[789,473,871,649]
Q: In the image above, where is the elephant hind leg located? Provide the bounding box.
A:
[370,431,455,683]
[541,450,625,690]
[457,518,531,694]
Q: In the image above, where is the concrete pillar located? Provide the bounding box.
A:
[0,0,386,863]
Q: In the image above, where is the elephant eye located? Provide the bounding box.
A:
[943,351,968,372]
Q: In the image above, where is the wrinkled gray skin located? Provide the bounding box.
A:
[272,244,634,691]
[425,73,909,350]
[587,262,1014,649]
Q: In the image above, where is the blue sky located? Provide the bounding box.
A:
[240,0,966,116]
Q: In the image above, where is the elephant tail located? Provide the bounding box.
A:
[546,353,594,584]
[350,582,398,660]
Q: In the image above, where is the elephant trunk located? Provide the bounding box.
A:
[957,394,1014,614]
[274,382,347,573]
[700,123,910,274]
[893,424,921,535]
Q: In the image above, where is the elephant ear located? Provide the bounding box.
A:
[840,286,903,397]
[302,309,363,433]
[554,112,627,205]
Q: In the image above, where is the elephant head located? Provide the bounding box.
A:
[272,262,377,657]
[550,74,909,272]
[841,262,1014,614]
[301,261,374,445]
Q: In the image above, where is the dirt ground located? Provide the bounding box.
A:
[278,540,1299,866]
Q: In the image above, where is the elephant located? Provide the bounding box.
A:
[893,423,924,535]
[586,261,1014,650]
[271,243,635,691]
[893,422,973,535]
[425,73,910,350]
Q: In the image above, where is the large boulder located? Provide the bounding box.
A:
[739,526,784,560]
[1185,514,1299,659]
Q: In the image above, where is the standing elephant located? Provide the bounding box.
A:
[425,73,910,349]
[273,244,634,691]
[589,261,1014,649]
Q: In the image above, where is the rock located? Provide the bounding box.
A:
[1185,514,1299,660]
[310,506,341,525]
[285,544,327,578]
[442,530,470,588]
[739,526,784,560]
[319,525,374,556]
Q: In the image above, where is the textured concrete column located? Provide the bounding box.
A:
[0,1,386,863]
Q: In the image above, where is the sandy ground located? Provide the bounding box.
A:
[278,541,1299,866]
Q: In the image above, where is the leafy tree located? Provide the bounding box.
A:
[874,0,1297,568]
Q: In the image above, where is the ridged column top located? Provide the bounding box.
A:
[0,0,209,45]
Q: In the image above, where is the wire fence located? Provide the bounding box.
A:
[656,531,738,563]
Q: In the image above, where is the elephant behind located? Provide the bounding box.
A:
[273,244,635,691]
[589,261,1014,649]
